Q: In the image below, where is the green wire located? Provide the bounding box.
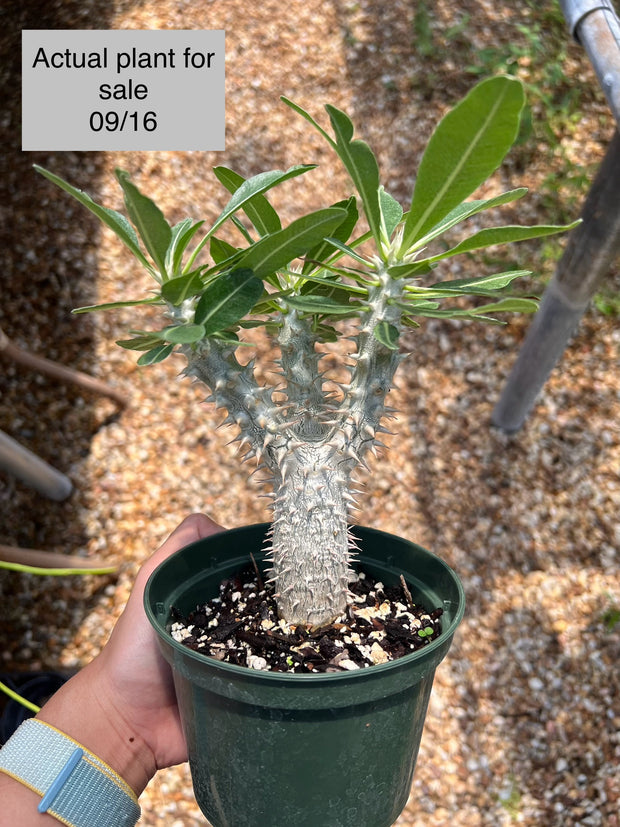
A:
[0,561,117,576]
[0,680,41,714]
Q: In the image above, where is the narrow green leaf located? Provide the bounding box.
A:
[213,166,282,235]
[468,297,538,314]
[399,299,441,310]
[115,169,172,279]
[321,237,371,268]
[179,165,320,269]
[161,324,207,343]
[400,76,525,252]
[210,237,239,265]
[72,297,161,314]
[308,261,376,286]
[137,344,175,365]
[299,282,362,312]
[315,323,339,342]
[165,218,192,272]
[431,270,531,292]
[379,187,403,241]
[161,271,204,305]
[426,221,581,263]
[194,268,264,335]
[116,335,163,351]
[410,188,528,251]
[326,104,383,247]
[298,273,368,296]
[229,215,254,244]
[411,307,506,322]
[238,208,348,279]
[373,321,400,350]
[302,197,359,274]
[285,294,361,315]
[34,165,152,271]
[281,97,336,147]
[166,219,205,277]
[388,260,434,280]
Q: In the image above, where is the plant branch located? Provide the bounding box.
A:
[341,264,404,457]
[276,309,333,440]
[182,339,278,462]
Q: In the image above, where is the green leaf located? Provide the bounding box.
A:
[315,323,339,342]
[299,279,364,313]
[321,237,372,268]
[194,268,264,335]
[166,219,205,277]
[302,197,359,274]
[326,104,383,247]
[34,165,152,271]
[281,97,335,144]
[426,221,581,263]
[165,218,191,271]
[115,169,172,279]
[216,166,313,229]
[431,270,531,293]
[298,272,368,296]
[116,335,163,351]
[161,271,204,305]
[468,297,538,314]
[387,260,435,280]
[210,237,239,265]
[285,293,361,316]
[412,188,528,248]
[399,299,441,311]
[379,187,403,241]
[400,76,525,253]
[213,166,282,235]
[137,344,175,365]
[72,297,161,314]
[186,165,318,270]
[161,323,207,343]
[215,168,310,246]
[238,208,348,279]
[408,296,538,323]
[410,307,505,322]
[373,321,400,350]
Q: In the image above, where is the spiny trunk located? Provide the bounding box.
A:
[268,443,352,627]
[181,264,406,628]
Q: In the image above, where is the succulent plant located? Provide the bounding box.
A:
[37,76,577,628]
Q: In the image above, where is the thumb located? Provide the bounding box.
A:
[136,513,225,588]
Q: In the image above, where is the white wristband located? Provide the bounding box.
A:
[0,718,141,827]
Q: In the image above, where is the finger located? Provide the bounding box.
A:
[137,513,225,586]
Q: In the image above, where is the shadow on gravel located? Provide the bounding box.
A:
[0,2,122,550]
[0,1,133,668]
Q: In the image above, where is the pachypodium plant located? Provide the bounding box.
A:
[37,76,577,629]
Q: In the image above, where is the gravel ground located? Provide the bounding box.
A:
[1,1,619,825]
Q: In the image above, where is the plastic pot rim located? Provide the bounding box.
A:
[144,522,466,686]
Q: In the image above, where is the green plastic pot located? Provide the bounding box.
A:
[144,523,465,827]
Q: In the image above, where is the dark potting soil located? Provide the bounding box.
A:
[169,564,443,673]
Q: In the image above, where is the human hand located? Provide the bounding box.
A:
[37,513,223,795]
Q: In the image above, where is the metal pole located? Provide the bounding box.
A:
[560,0,620,126]
[492,128,620,432]
[0,429,73,501]
[492,0,620,432]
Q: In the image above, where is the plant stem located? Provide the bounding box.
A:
[269,442,351,626]
[343,264,404,457]
[179,263,407,628]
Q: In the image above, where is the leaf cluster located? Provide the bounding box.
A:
[35,76,578,365]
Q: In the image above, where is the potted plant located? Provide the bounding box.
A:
[37,76,576,827]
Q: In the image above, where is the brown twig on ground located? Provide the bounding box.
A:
[0,327,127,408]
